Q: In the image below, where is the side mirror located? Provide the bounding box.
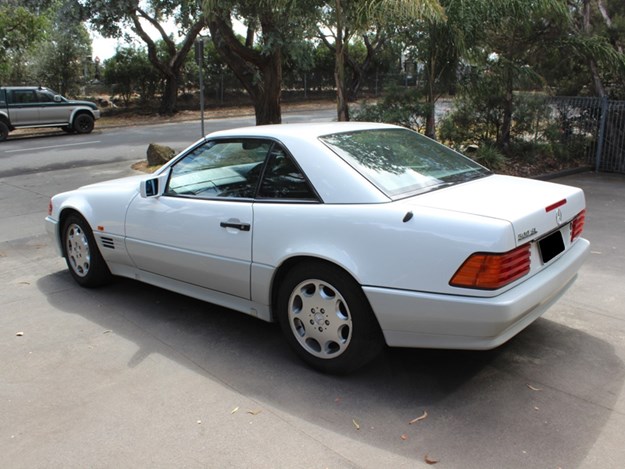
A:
[53,95,62,102]
[140,170,169,198]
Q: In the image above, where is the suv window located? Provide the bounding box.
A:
[9,90,37,104]
[36,90,56,103]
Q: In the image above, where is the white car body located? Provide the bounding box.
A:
[45,122,589,372]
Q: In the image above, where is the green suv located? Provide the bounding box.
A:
[0,86,101,142]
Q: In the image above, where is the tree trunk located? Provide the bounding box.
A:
[583,0,607,97]
[254,51,282,125]
[424,53,437,139]
[160,73,178,115]
[334,0,349,121]
[208,16,282,125]
[499,65,514,153]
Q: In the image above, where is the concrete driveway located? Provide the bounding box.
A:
[1,158,624,468]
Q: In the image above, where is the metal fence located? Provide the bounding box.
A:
[524,96,625,174]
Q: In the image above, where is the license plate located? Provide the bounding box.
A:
[538,230,565,264]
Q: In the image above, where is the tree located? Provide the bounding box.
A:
[82,0,207,114]
[0,5,46,82]
[465,0,571,151]
[32,1,92,96]
[103,46,158,105]
[203,0,320,125]
[320,0,445,121]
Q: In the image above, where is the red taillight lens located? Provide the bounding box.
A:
[450,244,531,290]
[48,199,53,216]
[570,209,586,242]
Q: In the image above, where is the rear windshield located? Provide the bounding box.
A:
[319,128,490,199]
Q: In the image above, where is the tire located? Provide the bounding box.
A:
[62,213,112,287]
[73,113,94,134]
[277,262,384,374]
[0,121,9,142]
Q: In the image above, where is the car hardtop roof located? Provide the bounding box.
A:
[207,121,401,140]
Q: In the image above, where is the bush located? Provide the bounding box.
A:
[353,87,429,131]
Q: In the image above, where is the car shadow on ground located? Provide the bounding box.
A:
[38,272,623,468]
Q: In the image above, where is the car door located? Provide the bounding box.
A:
[7,89,40,126]
[124,138,272,300]
[36,89,69,124]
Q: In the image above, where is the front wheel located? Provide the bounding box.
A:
[73,114,94,134]
[277,262,384,374]
[62,213,112,287]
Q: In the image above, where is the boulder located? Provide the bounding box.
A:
[147,143,175,166]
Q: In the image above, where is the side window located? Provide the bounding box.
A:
[258,145,316,200]
[9,90,36,104]
[36,91,55,103]
[166,139,271,199]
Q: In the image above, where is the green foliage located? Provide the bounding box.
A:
[0,6,47,82]
[469,144,506,171]
[353,87,429,131]
[103,46,160,105]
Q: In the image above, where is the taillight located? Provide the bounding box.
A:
[570,209,586,242]
[48,199,53,216]
[450,244,531,290]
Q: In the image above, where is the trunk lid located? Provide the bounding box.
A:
[409,174,585,246]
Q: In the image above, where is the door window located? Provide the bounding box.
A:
[166,139,271,199]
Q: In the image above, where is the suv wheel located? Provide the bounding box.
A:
[73,114,94,134]
[0,121,9,142]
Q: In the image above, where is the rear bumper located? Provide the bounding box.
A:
[364,238,590,350]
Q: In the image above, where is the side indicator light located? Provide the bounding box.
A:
[97,226,105,231]
[450,244,531,290]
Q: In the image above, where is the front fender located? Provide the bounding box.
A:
[69,106,100,123]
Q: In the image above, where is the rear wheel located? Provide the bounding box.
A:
[73,114,94,134]
[277,262,384,374]
[0,121,9,142]
[62,213,112,287]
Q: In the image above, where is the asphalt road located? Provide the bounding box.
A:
[0,117,624,468]
[0,107,336,178]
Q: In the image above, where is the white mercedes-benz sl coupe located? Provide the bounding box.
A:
[46,122,589,373]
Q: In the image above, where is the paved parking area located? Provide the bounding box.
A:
[1,165,624,468]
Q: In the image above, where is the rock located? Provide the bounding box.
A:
[147,143,176,166]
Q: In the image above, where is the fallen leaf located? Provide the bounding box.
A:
[527,384,542,391]
[231,406,239,414]
[352,419,360,430]
[400,434,408,441]
[247,409,262,416]
[424,454,439,465]
[16,332,24,337]
[409,410,428,424]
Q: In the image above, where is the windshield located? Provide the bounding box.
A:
[320,128,490,199]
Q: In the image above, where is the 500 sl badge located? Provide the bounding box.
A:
[518,228,538,242]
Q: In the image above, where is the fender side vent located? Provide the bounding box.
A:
[100,237,115,250]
